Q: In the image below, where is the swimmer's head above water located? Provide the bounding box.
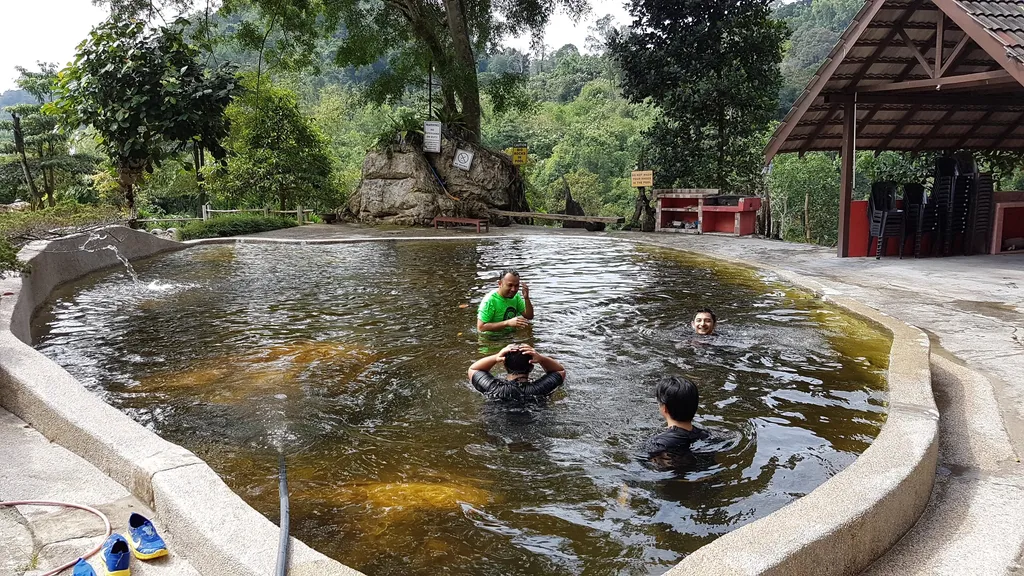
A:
[497,268,521,298]
[692,308,717,335]
[503,348,534,375]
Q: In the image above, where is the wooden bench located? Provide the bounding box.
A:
[432,216,489,233]
[490,210,624,224]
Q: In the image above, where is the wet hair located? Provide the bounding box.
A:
[500,268,521,282]
[504,349,534,375]
[694,308,717,324]
[655,376,699,422]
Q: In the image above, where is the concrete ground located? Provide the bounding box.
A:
[0,408,199,576]
[247,222,1024,574]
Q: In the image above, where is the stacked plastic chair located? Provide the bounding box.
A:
[943,160,974,256]
[965,173,995,255]
[867,181,906,259]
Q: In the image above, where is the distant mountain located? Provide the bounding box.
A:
[1,89,35,120]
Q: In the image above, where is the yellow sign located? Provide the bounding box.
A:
[631,170,654,187]
[511,146,529,166]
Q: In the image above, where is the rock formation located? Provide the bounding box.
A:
[346,131,529,226]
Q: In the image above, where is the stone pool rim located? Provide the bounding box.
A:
[0,226,936,576]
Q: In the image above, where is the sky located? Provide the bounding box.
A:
[0,0,632,94]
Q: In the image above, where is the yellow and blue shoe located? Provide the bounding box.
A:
[72,558,97,576]
[126,512,168,560]
[101,534,131,575]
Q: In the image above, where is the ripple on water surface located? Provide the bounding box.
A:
[32,237,890,576]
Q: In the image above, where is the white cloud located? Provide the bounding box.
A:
[0,0,109,92]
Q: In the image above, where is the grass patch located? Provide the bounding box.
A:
[177,214,299,241]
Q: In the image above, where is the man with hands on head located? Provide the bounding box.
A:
[467,344,566,400]
[477,268,534,332]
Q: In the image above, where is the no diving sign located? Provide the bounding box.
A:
[453,148,475,171]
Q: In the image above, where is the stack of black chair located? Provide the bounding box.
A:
[944,160,974,256]
[965,173,995,256]
[867,181,906,259]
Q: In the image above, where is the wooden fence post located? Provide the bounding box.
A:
[296,204,303,225]
[264,207,269,217]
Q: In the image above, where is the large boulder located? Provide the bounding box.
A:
[346,134,528,226]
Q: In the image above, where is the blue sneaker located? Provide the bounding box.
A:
[126,512,168,560]
[101,533,131,575]
[72,558,96,576]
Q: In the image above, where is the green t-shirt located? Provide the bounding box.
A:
[478,290,526,326]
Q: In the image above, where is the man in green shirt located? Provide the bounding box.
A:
[477,268,535,332]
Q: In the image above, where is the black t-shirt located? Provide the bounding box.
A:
[644,425,710,470]
[645,425,710,453]
[470,370,564,400]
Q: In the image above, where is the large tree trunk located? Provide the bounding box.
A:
[442,0,482,142]
[116,157,146,218]
[193,143,207,209]
[10,112,42,209]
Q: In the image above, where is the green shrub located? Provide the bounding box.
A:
[177,214,298,240]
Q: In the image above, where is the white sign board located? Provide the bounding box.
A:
[453,148,475,171]
[423,121,442,153]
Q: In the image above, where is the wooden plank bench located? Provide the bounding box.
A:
[432,216,489,233]
[490,210,624,224]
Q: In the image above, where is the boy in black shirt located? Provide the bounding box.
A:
[467,344,566,400]
[645,376,709,467]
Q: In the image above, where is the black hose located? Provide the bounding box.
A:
[276,450,290,576]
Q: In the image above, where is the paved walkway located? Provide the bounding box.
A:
[0,408,198,576]
[248,222,1024,574]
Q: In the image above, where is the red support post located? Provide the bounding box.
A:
[838,99,857,257]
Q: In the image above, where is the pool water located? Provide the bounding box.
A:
[32,237,890,575]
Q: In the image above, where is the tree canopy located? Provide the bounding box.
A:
[611,0,788,192]
[50,17,240,213]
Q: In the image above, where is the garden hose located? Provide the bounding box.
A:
[0,499,111,576]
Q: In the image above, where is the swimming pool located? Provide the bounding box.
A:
[32,237,889,575]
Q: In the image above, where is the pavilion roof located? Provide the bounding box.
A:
[765,0,1024,161]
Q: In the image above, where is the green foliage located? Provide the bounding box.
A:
[209,77,338,212]
[483,79,654,217]
[612,0,788,192]
[1,64,101,210]
[308,85,390,198]
[768,152,839,245]
[50,17,240,211]
[176,213,297,240]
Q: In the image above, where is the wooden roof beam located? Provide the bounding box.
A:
[938,33,971,77]
[898,26,935,78]
[990,112,1024,148]
[950,109,994,149]
[912,107,960,152]
[825,92,1024,106]
[764,0,891,164]
[798,105,841,156]
[876,104,923,149]
[856,69,1015,93]
[929,0,1024,87]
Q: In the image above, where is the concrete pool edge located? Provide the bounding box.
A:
[0,227,363,576]
[0,226,938,575]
